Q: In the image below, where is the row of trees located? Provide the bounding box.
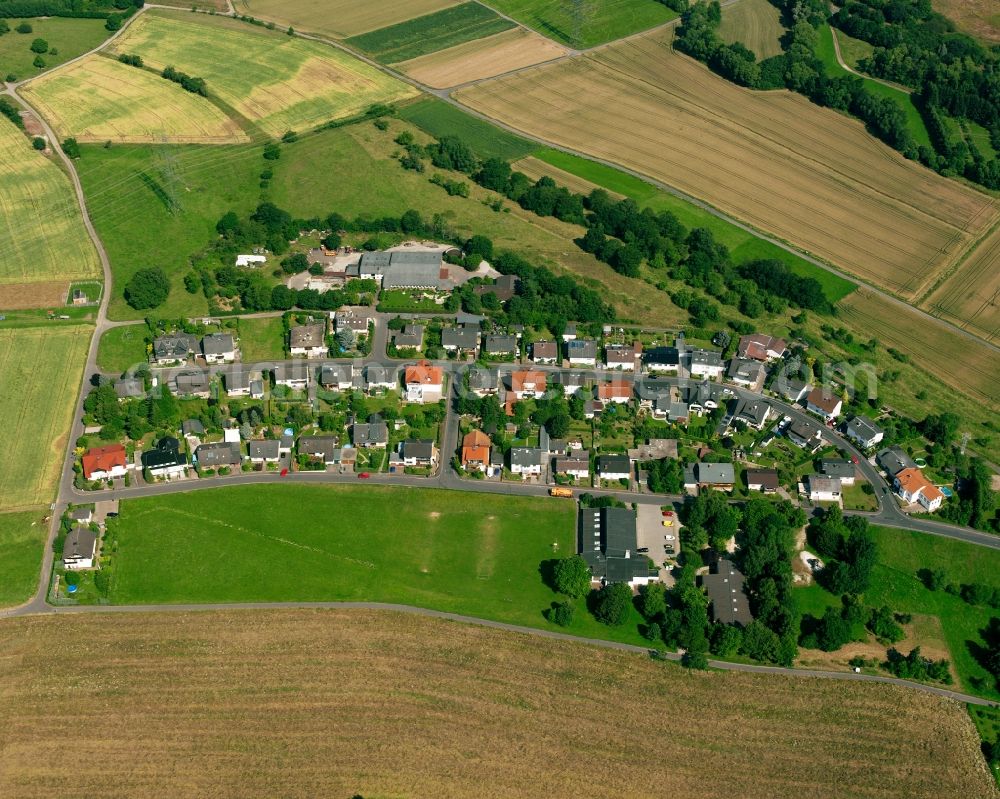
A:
[161,65,207,97]
[0,0,142,17]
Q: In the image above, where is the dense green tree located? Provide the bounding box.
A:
[29,37,47,53]
[124,267,170,310]
[552,555,591,598]
[593,582,632,626]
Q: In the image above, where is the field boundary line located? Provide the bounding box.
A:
[13,600,998,706]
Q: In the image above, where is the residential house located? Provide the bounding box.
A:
[746,468,779,494]
[605,341,641,371]
[731,398,772,431]
[114,378,144,400]
[82,444,128,481]
[274,363,310,390]
[668,401,690,424]
[393,324,425,351]
[685,462,736,492]
[236,254,266,268]
[703,560,753,625]
[441,325,480,356]
[289,322,328,358]
[786,418,824,450]
[474,273,518,301]
[152,333,197,365]
[333,308,371,334]
[532,340,559,364]
[510,369,547,400]
[247,439,281,464]
[808,475,842,502]
[319,364,357,391]
[806,387,843,421]
[562,322,578,342]
[681,380,727,413]
[365,365,397,394]
[550,371,587,396]
[174,371,211,399]
[202,333,237,364]
[63,527,98,571]
[141,437,187,480]
[224,369,251,397]
[877,446,915,477]
[483,334,517,358]
[401,440,437,468]
[195,442,242,469]
[298,436,340,466]
[509,447,544,477]
[404,360,444,403]
[689,348,725,379]
[726,358,767,391]
[596,379,633,404]
[182,419,205,438]
[467,367,499,397]
[644,346,680,373]
[352,414,389,448]
[820,458,856,486]
[456,312,485,327]
[578,507,652,587]
[775,376,812,404]
[844,416,885,449]
[566,338,597,366]
[461,429,491,471]
[737,333,786,362]
[554,453,590,480]
[894,467,944,512]
[279,433,294,456]
[597,454,631,482]
[69,507,93,525]
[583,398,605,419]
[358,250,448,289]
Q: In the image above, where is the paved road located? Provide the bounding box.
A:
[7,599,994,707]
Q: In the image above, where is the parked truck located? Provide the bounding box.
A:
[549,487,574,498]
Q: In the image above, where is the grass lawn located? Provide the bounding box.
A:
[398,97,537,160]
[533,147,857,304]
[816,26,932,151]
[798,525,1000,699]
[0,17,109,81]
[832,28,874,69]
[841,480,878,511]
[487,0,676,48]
[96,324,149,373]
[966,119,998,160]
[106,484,648,645]
[346,2,515,63]
[0,510,46,607]
[238,315,286,362]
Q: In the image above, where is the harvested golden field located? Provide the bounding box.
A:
[718,0,785,59]
[923,221,1000,344]
[455,35,999,300]
[20,55,248,144]
[933,0,999,44]
[513,154,625,198]
[838,289,1000,406]
[397,27,568,88]
[235,0,461,38]
[0,609,995,799]
[106,12,418,137]
[0,281,70,310]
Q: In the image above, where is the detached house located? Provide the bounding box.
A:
[605,342,640,371]
[202,333,237,364]
[596,380,632,404]
[806,387,843,421]
[509,447,544,477]
[738,333,786,362]
[404,360,443,403]
[786,418,824,450]
[461,429,491,471]
[483,334,517,358]
[820,458,856,485]
[82,444,128,481]
[510,369,547,400]
[174,371,211,399]
[224,369,252,397]
[689,348,725,379]
[195,442,242,469]
[298,436,340,466]
[877,446,915,477]
[393,324,425,351]
[152,333,197,365]
[894,467,944,512]
[365,365,397,394]
[727,358,767,391]
[550,371,587,396]
[274,363,310,390]
[401,440,438,468]
[597,454,631,482]
[532,340,559,364]
[644,346,680,373]
[554,453,590,480]
[808,475,842,502]
[141,437,187,480]
[566,338,597,366]
[115,378,144,400]
[247,439,281,464]
[685,462,736,492]
[289,322,327,358]
[844,416,884,449]
[442,325,480,356]
[746,468,779,494]
[467,367,499,397]
[333,308,371,334]
[319,364,358,392]
[63,527,98,571]
[352,414,389,448]
[731,398,772,431]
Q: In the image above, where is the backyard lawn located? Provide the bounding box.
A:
[97,324,149,373]
[238,316,286,362]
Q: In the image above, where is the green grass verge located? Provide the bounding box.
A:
[0,17,110,80]
[398,97,538,160]
[831,28,873,69]
[968,705,1000,787]
[0,511,46,608]
[104,484,648,645]
[97,324,149,374]
[816,26,932,151]
[238,315,286,362]
[346,2,515,63]
[533,147,857,303]
[797,525,1000,699]
[486,0,676,48]
[966,120,998,160]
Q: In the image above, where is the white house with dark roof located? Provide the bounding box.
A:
[509,447,544,477]
[808,475,842,502]
[289,322,327,358]
[566,338,597,366]
[597,454,631,481]
[247,439,281,464]
[152,333,198,365]
[442,325,479,355]
[202,333,237,364]
[731,398,772,431]
[63,527,97,570]
[820,458,856,486]
[689,348,724,379]
[806,387,843,421]
[726,358,767,391]
[274,363,310,390]
[844,416,884,449]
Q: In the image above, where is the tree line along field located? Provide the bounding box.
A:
[104,11,418,137]
[0,325,90,511]
[717,0,785,60]
[0,610,995,799]
[395,27,568,89]
[0,117,100,293]
[234,0,461,39]
[486,0,677,48]
[0,16,110,80]
[345,2,515,64]
[20,55,250,145]
[922,221,1000,345]
[453,31,999,304]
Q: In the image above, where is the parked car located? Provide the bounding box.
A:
[280,468,288,477]
[851,454,859,464]
[358,472,371,479]
[661,510,674,517]
[637,547,649,553]
[665,535,675,541]
[662,520,673,527]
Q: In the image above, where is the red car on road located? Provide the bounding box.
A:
[280,468,288,477]
[358,472,371,479]
[661,510,675,517]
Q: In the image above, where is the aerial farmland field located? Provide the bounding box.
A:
[106,11,418,136]
[455,34,999,300]
[487,0,677,48]
[345,2,515,64]
[20,55,249,144]
[922,221,1000,344]
[0,609,995,799]
[0,325,90,511]
[0,118,100,293]
[396,27,568,88]
[234,0,461,39]
[718,0,785,59]
[0,511,47,608]
[0,16,110,80]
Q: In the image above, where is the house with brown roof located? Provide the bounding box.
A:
[746,468,779,494]
[605,342,641,371]
[894,467,944,512]
[596,379,633,404]
[82,444,128,481]
[404,360,443,403]
[806,387,843,421]
[510,369,547,399]
[289,322,327,358]
[737,333,786,362]
[532,340,559,364]
[461,429,490,471]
